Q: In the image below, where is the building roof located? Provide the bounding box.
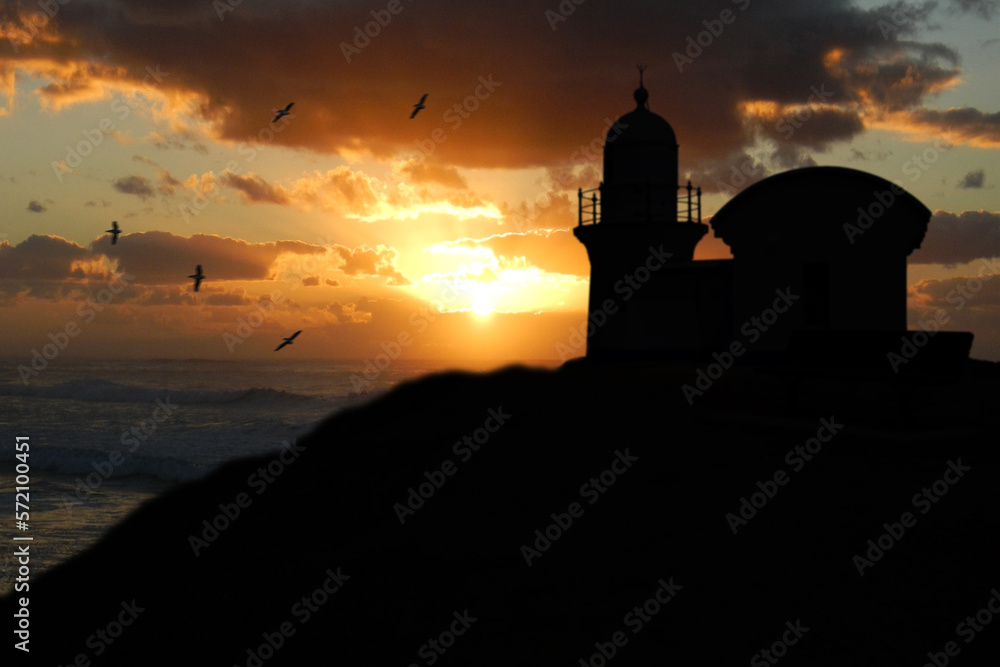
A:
[710,166,931,256]
[606,84,678,146]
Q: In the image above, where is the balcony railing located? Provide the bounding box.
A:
[578,180,702,226]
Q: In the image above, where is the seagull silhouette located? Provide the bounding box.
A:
[275,330,302,351]
[410,94,428,119]
[188,265,205,292]
[106,221,121,245]
[272,102,294,123]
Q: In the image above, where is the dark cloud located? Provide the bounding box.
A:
[399,161,468,189]
[158,169,182,194]
[947,0,999,18]
[27,200,46,212]
[95,231,327,285]
[957,169,985,189]
[325,278,340,286]
[6,0,992,172]
[221,171,291,204]
[113,175,155,199]
[302,276,320,287]
[902,107,1000,146]
[0,234,115,301]
[910,210,1000,266]
[0,235,92,282]
[327,301,373,324]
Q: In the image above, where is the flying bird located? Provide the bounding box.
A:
[275,330,302,351]
[106,221,121,245]
[272,102,294,123]
[410,94,428,119]
[188,265,205,292]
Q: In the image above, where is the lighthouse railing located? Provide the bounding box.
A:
[676,181,702,224]
[578,187,601,226]
[578,182,701,226]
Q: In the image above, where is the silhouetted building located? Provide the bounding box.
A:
[575,75,971,368]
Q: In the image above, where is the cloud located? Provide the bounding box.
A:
[910,210,1000,266]
[220,171,291,205]
[399,161,468,189]
[958,169,985,189]
[327,301,373,324]
[908,269,1000,360]
[302,276,320,287]
[438,229,590,277]
[158,169,182,194]
[7,0,996,172]
[27,200,46,212]
[948,0,999,18]
[94,231,328,285]
[0,234,114,301]
[892,107,1000,147]
[113,175,155,198]
[334,244,414,285]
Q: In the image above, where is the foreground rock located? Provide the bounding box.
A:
[8,359,1000,666]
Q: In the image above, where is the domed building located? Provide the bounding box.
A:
[574,73,973,371]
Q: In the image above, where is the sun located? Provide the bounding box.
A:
[471,296,494,318]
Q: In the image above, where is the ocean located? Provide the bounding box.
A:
[0,357,554,593]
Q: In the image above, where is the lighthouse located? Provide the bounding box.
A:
[573,69,714,361]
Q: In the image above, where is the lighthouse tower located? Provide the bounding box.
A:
[573,70,710,361]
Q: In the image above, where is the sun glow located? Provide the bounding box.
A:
[471,296,494,317]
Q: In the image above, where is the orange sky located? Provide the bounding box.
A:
[0,0,998,371]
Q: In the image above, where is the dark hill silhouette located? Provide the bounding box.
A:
[6,359,999,665]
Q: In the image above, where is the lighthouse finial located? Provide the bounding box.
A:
[634,64,649,109]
